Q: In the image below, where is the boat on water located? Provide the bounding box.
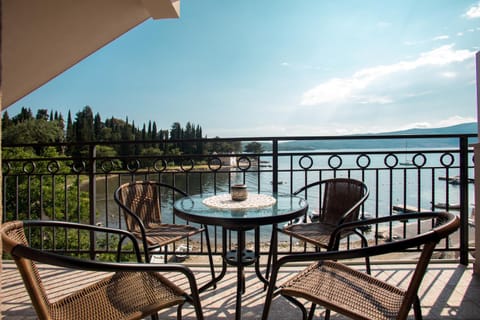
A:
[283,209,372,231]
[259,160,272,168]
[283,214,312,228]
[438,175,474,185]
[400,141,415,166]
[174,244,192,260]
[433,202,461,210]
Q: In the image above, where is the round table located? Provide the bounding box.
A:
[173,193,308,320]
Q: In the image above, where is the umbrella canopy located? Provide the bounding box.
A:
[1,0,180,109]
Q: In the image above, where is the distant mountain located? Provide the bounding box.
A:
[378,122,477,136]
[272,122,478,151]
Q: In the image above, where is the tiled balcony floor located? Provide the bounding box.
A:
[2,260,480,319]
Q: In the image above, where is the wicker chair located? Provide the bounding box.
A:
[114,181,215,278]
[262,211,460,320]
[269,178,371,275]
[1,220,204,320]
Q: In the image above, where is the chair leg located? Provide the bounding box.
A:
[356,230,371,275]
[325,309,331,320]
[307,303,316,320]
[116,235,127,262]
[151,312,159,320]
[176,303,184,320]
[413,295,423,320]
[204,226,216,289]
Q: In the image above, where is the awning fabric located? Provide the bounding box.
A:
[1,0,180,109]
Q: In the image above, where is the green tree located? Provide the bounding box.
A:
[2,111,13,130]
[36,109,49,120]
[140,147,164,168]
[66,110,74,142]
[93,113,103,140]
[205,138,241,154]
[2,147,90,222]
[74,106,94,142]
[244,142,264,154]
[2,119,64,147]
[12,107,34,123]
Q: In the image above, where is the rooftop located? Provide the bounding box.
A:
[2,260,479,319]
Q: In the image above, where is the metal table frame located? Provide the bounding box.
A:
[173,193,308,320]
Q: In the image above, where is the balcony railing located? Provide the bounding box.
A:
[2,133,476,265]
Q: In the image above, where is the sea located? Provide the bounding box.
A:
[94,150,475,241]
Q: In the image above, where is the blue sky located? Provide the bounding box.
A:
[6,0,480,137]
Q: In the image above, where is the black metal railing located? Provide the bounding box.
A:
[2,133,476,264]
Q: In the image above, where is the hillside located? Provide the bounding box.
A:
[274,122,477,151]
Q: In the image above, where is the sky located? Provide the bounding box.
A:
[6,0,480,137]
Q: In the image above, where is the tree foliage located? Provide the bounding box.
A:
[2,106,213,159]
[244,142,265,154]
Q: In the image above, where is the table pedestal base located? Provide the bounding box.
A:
[199,227,270,320]
[225,249,256,266]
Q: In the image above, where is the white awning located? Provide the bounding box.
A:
[1,0,180,109]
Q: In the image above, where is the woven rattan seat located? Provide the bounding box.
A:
[281,261,405,320]
[49,272,184,319]
[262,211,460,320]
[1,220,204,320]
[114,181,215,281]
[283,178,369,249]
[134,223,202,246]
[268,178,370,277]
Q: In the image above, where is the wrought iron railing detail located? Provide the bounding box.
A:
[2,134,476,264]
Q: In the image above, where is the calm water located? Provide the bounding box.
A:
[94,151,475,241]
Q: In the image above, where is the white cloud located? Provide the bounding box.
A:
[398,116,475,131]
[433,35,449,41]
[440,71,457,78]
[466,2,480,19]
[356,95,393,104]
[437,116,476,127]
[404,90,432,98]
[300,45,475,106]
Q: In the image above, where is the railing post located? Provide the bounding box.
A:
[475,51,480,273]
[89,144,97,260]
[459,136,469,265]
[272,139,279,194]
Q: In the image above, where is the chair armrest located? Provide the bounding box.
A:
[23,220,143,262]
[336,188,370,224]
[327,211,451,249]
[277,211,458,268]
[12,244,201,298]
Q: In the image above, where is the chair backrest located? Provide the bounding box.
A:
[114,181,188,232]
[333,211,459,320]
[398,212,459,319]
[294,178,369,225]
[266,211,460,320]
[1,221,51,319]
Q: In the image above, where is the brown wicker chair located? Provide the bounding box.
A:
[268,178,371,275]
[262,211,460,320]
[1,220,204,320]
[114,181,215,280]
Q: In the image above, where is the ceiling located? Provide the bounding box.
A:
[1,0,180,110]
